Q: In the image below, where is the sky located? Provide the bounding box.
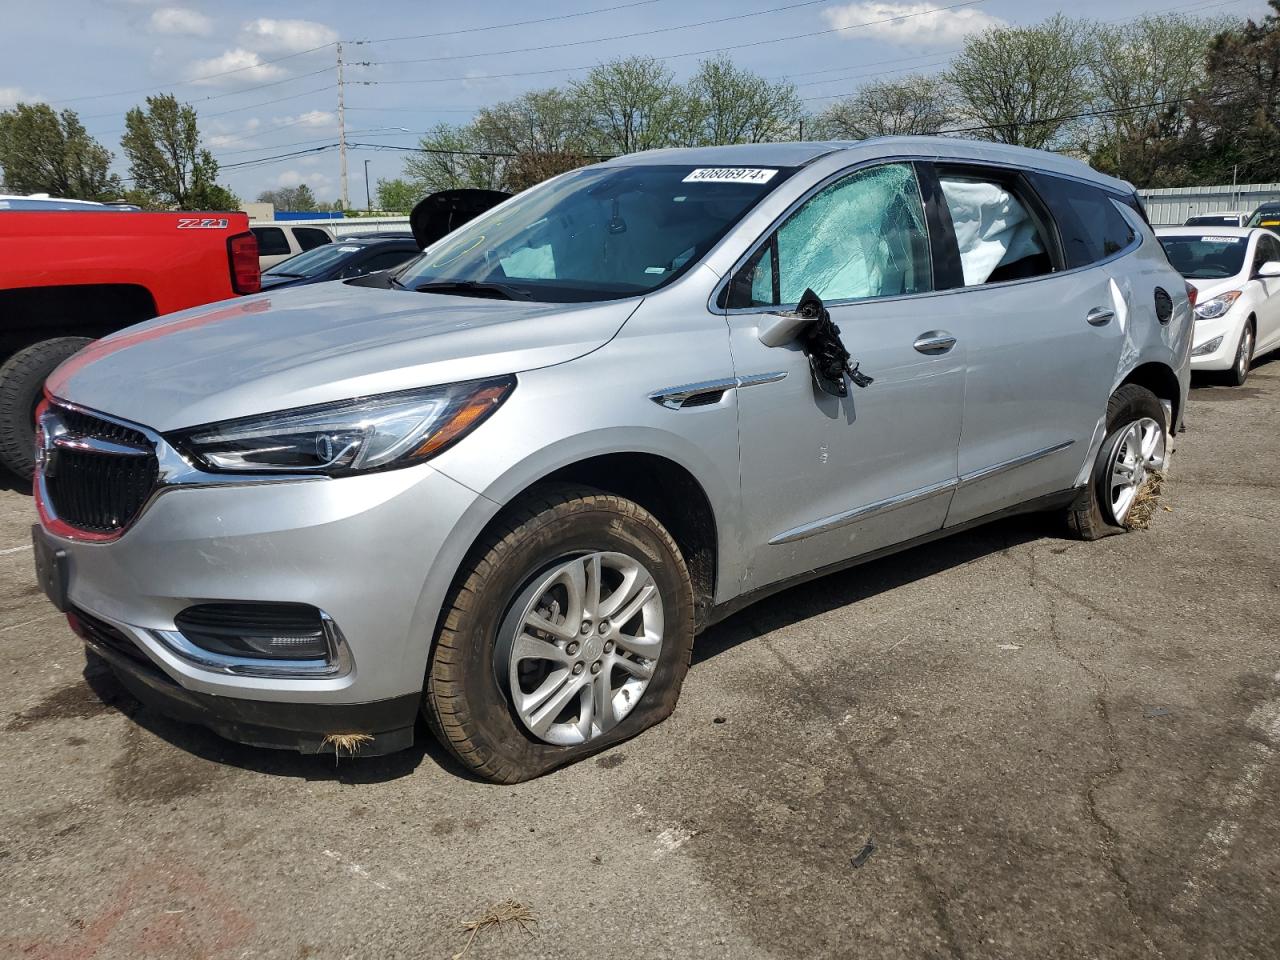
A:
[2,0,1271,206]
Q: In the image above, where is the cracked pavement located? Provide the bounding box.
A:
[2,361,1279,959]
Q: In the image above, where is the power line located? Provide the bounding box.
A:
[49,43,337,105]
[365,0,843,67]
[937,97,1195,137]
[360,0,988,87]
[355,0,669,45]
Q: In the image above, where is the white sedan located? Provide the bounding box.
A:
[1157,226,1280,385]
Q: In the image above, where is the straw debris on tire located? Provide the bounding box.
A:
[1124,470,1166,530]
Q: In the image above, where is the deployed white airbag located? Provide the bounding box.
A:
[940,178,1045,285]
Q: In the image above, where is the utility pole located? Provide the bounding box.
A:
[337,41,349,212]
[364,159,371,212]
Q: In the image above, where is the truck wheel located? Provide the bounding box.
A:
[0,337,92,480]
[425,483,695,783]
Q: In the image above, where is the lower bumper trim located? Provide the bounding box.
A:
[72,610,419,757]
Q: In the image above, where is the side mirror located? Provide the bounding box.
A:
[758,311,815,347]
[1257,260,1280,278]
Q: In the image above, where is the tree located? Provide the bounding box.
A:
[816,74,956,140]
[1179,2,1280,184]
[121,93,236,209]
[403,122,509,194]
[572,57,683,154]
[680,56,803,145]
[256,184,316,211]
[375,177,420,212]
[0,102,120,199]
[947,15,1095,149]
[1086,15,1226,185]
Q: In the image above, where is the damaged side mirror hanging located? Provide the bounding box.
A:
[758,289,873,397]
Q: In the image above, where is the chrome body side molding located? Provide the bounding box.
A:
[958,439,1074,487]
[650,371,786,410]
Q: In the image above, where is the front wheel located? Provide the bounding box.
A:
[424,484,695,783]
[1066,384,1168,539]
[1226,322,1254,387]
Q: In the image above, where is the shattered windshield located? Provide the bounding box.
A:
[395,164,795,303]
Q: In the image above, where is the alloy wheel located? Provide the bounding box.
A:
[1104,417,1166,525]
[499,551,664,746]
[1236,326,1254,382]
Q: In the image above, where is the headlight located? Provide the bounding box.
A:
[170,377,514,475]
[1192,335,1224,357]
[1195,291,1241,319]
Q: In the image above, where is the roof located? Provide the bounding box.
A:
[601,136,1134,194]
[332,235,417,247]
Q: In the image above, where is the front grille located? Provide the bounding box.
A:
[45,406,158,534]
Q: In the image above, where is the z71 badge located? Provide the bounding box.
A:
[176,217,229,229]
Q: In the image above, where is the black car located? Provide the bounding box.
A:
[1247,201,1280,228]
[259,235,420,290]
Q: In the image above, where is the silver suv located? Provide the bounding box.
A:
[32,138,1192,782]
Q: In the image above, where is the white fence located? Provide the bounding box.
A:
[1138,183,1280,225]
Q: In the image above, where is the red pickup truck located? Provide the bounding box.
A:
[0,199,259,479]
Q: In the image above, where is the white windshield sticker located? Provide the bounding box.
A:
[338,245,362,252]
[683,167,778,185]
[1200,236,1242,243]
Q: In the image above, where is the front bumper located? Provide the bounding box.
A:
[1189,313,1241,371]
[38,456,498,736]
[75,609,420,755]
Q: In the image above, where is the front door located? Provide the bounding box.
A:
[722,162,966,594]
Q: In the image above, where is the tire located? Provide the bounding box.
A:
[1225,321,1254,387]
[1066,384,1167,540]
[0,337,92,480]
[424,483,695,783]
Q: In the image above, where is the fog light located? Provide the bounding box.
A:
[174,603,331,660]
[1192,335,1224,357]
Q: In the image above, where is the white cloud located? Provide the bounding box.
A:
[241,18,337,54]
[149,7,213,36]
[822,2,1005,46]
[276,110,335,130]
[186,48,286,87]
[0,87,40,109]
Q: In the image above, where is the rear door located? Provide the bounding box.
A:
[922,164,1131,527]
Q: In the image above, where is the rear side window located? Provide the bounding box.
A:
[937,173,1053,285]
[294,227,332,251]
[1032,174,1136,269]
[251,226,290,256]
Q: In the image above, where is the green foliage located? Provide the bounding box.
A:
[121,94,236,210]
[0,102,121,199]
[374,177,421,213]
[257,184,317,212]
[814,75,954,140]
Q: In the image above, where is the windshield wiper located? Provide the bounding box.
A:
[413,280,532,301]
[266,271,305,278]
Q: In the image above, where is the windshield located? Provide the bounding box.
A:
[1158,235,1248,280]
[395,163,795,302]
[265,243,363,277]
[1248,207,1280,228]
[1185,215,1238,226]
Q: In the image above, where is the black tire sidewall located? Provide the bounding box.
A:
[434,501,694,778]
[0,337,93,478]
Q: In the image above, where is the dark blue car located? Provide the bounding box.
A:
[259,235,421,290]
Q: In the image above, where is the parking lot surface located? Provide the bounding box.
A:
[2,364,1279,960]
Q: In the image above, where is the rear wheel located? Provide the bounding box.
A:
[424,484,695,783]
[0,337,92,479]
[1066,384,1167,539]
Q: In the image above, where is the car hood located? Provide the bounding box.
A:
[1185,276,1245,301]
[49,281,641,431]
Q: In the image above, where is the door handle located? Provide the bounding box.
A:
[913,331,957,354]
[1086,306,1115,326]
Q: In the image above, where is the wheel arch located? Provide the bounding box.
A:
[1119,360,1183,434]
[0,284,158,364]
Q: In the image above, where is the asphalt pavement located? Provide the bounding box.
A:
[1,362,1278,960]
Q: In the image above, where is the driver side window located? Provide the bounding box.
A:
[727,163,932,308]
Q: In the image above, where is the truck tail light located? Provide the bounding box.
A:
[1185,280,1198,309]
[227,231,260,294]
